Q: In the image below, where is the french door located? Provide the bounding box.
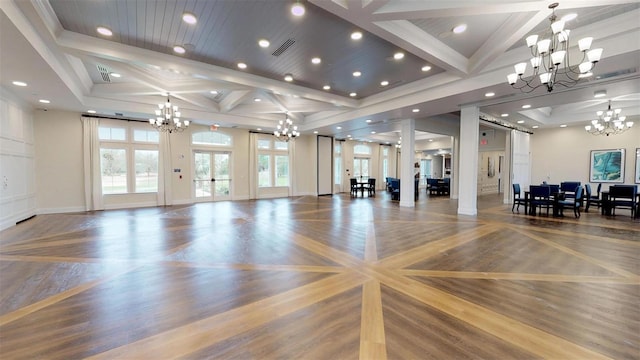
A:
[193,151,231,201]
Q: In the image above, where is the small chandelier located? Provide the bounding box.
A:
[149,93,189,133]
[507,2,603,93]
[585,101,633,136]
[274,113,299,141]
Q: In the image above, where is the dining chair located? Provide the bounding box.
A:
[609,185,638,218]
[529,185,552,216]
[584,184,602,212]
[512,183,527,213]
[366,178,376,196]
[350,178,359,197]
[557,185,583,218]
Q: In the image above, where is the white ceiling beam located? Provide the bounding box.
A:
[220,90,253,113]
[373,20,469,75]
[469,10,549,74]
[372,1,547,20]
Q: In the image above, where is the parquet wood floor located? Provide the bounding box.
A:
[0,192,638,359]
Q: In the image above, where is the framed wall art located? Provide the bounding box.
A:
[589,148,625,183]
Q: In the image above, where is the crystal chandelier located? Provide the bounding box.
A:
[273,113,299,141]
[585,101,633,136]
[507,2,603,93]
[149,94,190,133]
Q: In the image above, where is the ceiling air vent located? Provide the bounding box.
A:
[272,39,295,57]
[97,64,111,82]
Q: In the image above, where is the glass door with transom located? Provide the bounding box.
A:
[194,151,231,201]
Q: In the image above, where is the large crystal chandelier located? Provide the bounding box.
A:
[507,2,603,93]
[149,93,190,133]
[274,113,299,141]
[585,101,633,136]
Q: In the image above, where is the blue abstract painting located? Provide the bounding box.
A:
[590,149,625,183]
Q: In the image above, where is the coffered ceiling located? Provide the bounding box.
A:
[1,0,639,144]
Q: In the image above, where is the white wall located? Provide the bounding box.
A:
[31,110,319,215]
[531,124,640,185]
[0,89,36,230]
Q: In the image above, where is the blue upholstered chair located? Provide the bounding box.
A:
[529,185,552,216]
[609,185,638,218]
[512,183,527,213]
[584,183,602,212]
[557,185,584,218]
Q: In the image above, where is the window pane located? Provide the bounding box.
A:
[335,157,342,185]
[335,143,341,154]
[274,141,288,150]
[258,154,271,187]
[354,144,371,155]
[382,147,388,156]
[383,158,388,180]
[192,131,232,146]
[100,148,127,194]
[135,150,158,192]
[258,139,271,149]
[99,127,126,141]
[134,129,159,143]
[354,158,361,178]
[275,155,289,186]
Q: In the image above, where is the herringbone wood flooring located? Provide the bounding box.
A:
[1,193,638,359]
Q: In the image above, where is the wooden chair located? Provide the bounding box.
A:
[512,183,527,213]
[350,178,360,197]
[365,178,376,196]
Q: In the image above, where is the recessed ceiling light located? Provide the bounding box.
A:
[517,120,525,124]
[501,113,509,117]
[380,80,389,86]
[291,2,305,16]
[371,131,376,134]
[393,52,404,60]
[485,92,495,97]
[428,139,433,142]
[313,131,318,134]
[182,12,197,24]
[452,24,467,34]
[349,92,357,97]
[258,39,270,48]
[254,98,261,102]
[522,104,531,109]
[365,119,372,123]
[284,74,293,82]
[110,72,121,78]
[560,124,567,128]
[87,110,97,114]
[561,13,577,22]
[351,31,362,40]
[237,62,247,69]
[421,65,432,72]
[353,71,361,77]
[347,134,352,138]
[336,126,342,130]
[532,125,539,129]
[38,99,50,104]
[412,109,420,113]
[311,57,321,64]
[323,85,331,90]
[292,94,299,98]
[12,81,27,87]
[173,45,186,54]
[96,26,112,36]
[257,128,262,131]
[210,90,218,95]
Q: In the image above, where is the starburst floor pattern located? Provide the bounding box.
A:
[1,193,638,359]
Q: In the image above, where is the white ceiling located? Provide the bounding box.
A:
[1,0,639,143]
